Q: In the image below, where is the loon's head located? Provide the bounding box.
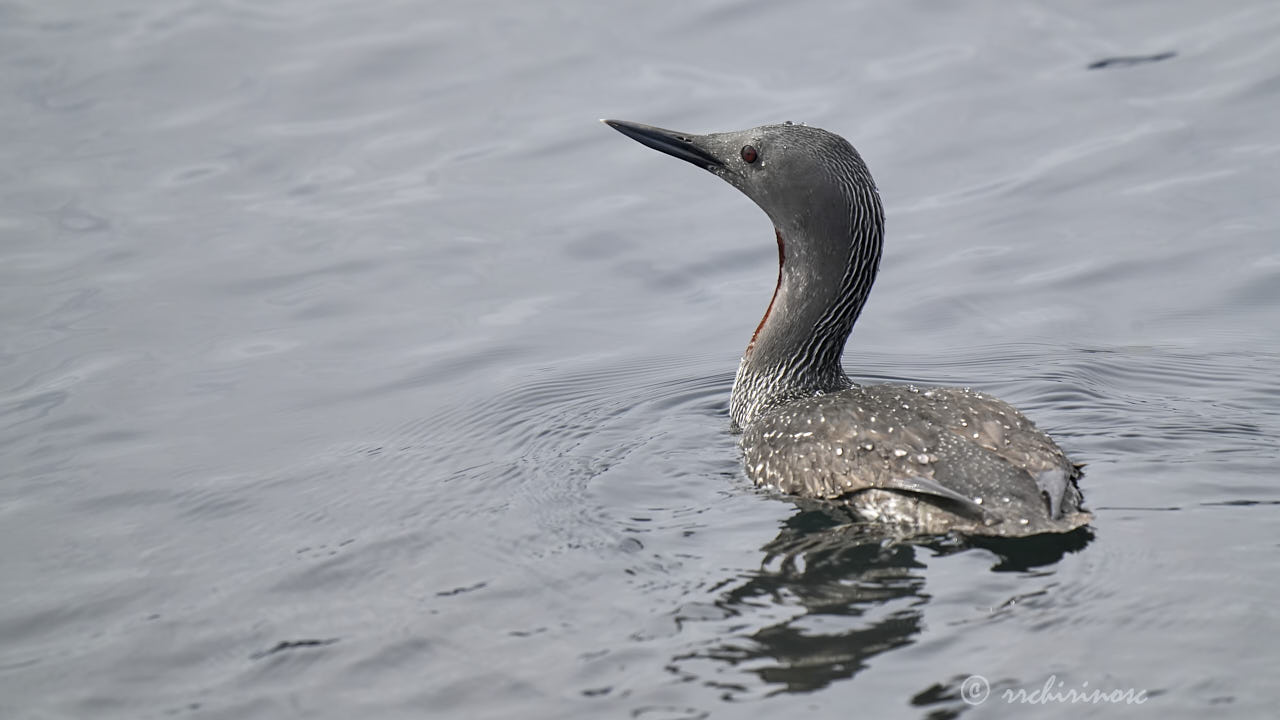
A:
[602,119,880,244]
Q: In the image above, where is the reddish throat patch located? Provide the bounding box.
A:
[747,230,785,353]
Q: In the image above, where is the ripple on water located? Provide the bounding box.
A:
[264,351,742,593]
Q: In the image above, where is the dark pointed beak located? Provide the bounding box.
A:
[602,119,725,171]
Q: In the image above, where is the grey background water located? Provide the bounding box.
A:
[2,1,1278,718]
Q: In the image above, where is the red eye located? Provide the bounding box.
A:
[741,145,758,163]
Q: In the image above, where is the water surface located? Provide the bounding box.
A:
[2,1,1279,718]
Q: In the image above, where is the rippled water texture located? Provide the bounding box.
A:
[3,1,1279,718]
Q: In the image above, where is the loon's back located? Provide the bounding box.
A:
[741,383,1089,537]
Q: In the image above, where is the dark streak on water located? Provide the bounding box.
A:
[2,1,1280,719]
[1087,52,1177,70]
[250,638,340,661]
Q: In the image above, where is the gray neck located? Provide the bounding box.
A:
[729,189,885,429]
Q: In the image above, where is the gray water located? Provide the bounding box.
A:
[3,1,1279,718]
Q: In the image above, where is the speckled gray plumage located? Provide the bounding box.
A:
[604,119,1090,538]
[741,384,1089,536]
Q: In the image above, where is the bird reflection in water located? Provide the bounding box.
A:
[667,504,1092,699]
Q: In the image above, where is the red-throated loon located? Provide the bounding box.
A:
[604,118,1090,537]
